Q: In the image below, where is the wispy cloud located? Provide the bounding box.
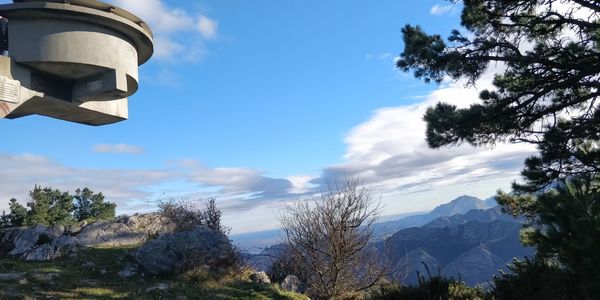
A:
[197,15,218,40]
[108,0,218,62]
[310,65,535,196]
[93,144,145,155]
[0,153,172,213]
[430,4,456,16]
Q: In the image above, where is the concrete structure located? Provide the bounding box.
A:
[0,0,153,125]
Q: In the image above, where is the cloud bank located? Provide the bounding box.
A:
[109,0,218,61]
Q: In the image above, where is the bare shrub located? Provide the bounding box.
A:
[158,197,230,235]
[280,178,389,299]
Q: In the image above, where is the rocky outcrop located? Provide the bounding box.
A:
[0,213,174,261]
[135,228,233,275]
[75,214,174,247]
[1,225,76,261]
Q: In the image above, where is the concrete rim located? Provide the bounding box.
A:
[0,1,154,65]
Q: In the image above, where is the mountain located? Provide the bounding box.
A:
[442,245,505,286]
[430,195,490,217]
[483,196,499,208]
[424,206,514,228]
[373,195,496,239]
[381,216,534,286]
[235,195,499,250]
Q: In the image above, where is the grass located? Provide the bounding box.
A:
[0,247,307,300]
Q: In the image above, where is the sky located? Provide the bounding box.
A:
[0,0,537,234]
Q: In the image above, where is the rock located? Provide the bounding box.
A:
[99,268,107,274]
[75,213,174,248]
[0,272,26,282]
[7,225,77,261]
[250,271,271,284]
[0,213,175,261]
[135,228,233,276]
[118,265,137,278]
[32,272,57,282]
[66,221,87,235]
[146,282,170,292]
[281,275,305,293]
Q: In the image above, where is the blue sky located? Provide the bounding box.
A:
[0,0,536,233]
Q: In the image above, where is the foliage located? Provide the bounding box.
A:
[280,178,388,299]
[398,0,600,192]
[266,246,296,284]
[370,270,485,300]
[26,186,74,226]
[1,198,27,228]
[158,197,230,235]
[73,188,116,222]
[2,186,116,228]
[490,257,582,300]
[497,175,600,297]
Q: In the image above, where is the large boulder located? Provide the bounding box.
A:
[5,225,77,261]
[135,228,234,276]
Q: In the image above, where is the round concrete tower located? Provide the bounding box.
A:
[0,0,154,125]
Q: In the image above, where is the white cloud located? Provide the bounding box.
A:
[108,0,218,61]
[314,65,536,198]
[197,16,218,40]
[93,143,144,154]
[430,4,456,16]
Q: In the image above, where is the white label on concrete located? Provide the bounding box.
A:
[87,80,102,92]
[0,76,20,103]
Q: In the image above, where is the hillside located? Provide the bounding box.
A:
[0,246,306,300]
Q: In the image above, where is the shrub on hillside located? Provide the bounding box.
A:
[369,271,485,300]
[158,198,230,234]
[280,178,389,299]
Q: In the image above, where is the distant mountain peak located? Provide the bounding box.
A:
[430,195,486,217]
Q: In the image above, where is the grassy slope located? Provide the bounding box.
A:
[0,247,307,300]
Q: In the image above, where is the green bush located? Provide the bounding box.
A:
[370,270,485,300]
[490,258,582,300]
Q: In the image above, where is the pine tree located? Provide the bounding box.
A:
[8,198,27,227]
[74,188,115,222]
[47,189,74,226]
[89,191,116,221]
[25,185,52,226]
[397,0,600,296]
